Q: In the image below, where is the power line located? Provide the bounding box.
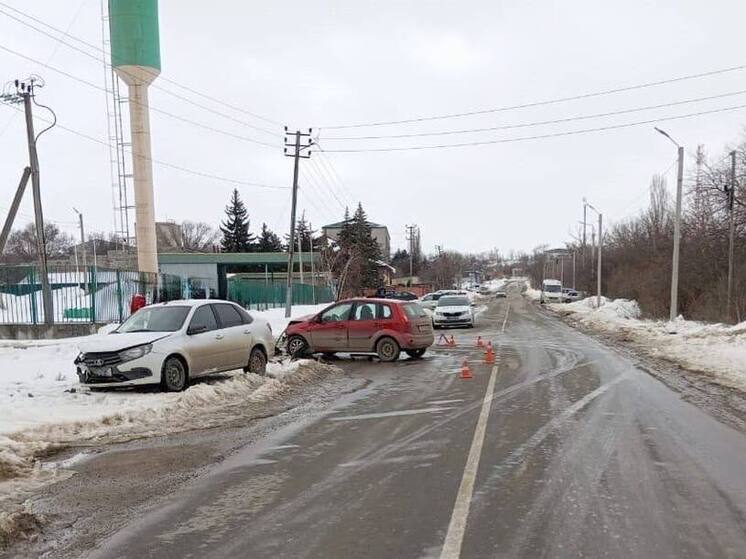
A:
[305,158,346,210]
[0,43,280,147]
[300,164,344,213]
[318,64,746,129]
[321,89,746,140]
[0,2,282,128]
[311,146,356,206]
[1,103,289,190]
[319,103,746,153]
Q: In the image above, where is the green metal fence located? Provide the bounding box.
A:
[0,265,183,324]
[227,278,334,310]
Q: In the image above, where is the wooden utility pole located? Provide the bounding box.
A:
[283,128,313,318]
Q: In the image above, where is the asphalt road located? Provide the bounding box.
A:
[20,291,746,558]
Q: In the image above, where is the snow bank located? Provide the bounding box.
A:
[524,287,541,301]
[0,322,339,485]
[552,297,746,392]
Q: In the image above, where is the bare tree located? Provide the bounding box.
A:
[181,221,219,252]
[2,222,74,263]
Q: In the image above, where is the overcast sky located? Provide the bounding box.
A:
[1,0,745,256]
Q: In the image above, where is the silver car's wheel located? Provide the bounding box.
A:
[376,337,400,362]
[248,346,267,374]
[161,357,188,392]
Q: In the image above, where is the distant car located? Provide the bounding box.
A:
[540,279,563,304]
[495,288,507,298]
[372,287,419,301]
[284,298,434,361]
[562,288,580,303]
[432,295,475,329]
[418,292,444,311]
[478,285,492,295]
[75,300,275,391]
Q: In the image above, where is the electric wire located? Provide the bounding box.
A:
[0,2,282,129]
[1,103,289,190]
[309,148,355,207]
[318,64,746,129]
[321,89,746,141]
[319,104,746,153]
[0,43,279,148]
[305,158,346,210]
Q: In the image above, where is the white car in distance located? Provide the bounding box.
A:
[75,300,275,391]
[540,279,564,304]
[432,295,475,328]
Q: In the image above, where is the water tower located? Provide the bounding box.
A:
[108,0,160,273]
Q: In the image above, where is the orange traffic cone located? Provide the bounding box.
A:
[476,336,484,348]
[484,350,495,365]
[460,360,473,379]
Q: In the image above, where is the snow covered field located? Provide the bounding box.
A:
[0,303,331,485]
[549,297,746,392]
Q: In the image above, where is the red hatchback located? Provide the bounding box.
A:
[284,298,434,361]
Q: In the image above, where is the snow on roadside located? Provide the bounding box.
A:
[549,297,746,392]
[0,358,338,484]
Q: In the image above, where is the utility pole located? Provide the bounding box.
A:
[585,200,603,308]
[572,251,576,290]
[297,211,305,284]
[405,224,418,277]
[727,150,737,322]
[309,221,316,304]
[73,207,87,270]
[582,202,587,257]
[283,128,313,318]
[0,167,31,254]
[655,127,684,321]
[597,212,603,308]
[4,79,55,325]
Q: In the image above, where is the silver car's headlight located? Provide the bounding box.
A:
[119,343,153,363]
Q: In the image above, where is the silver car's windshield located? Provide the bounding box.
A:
[544,285,562,293]
[117,306,190,333]
[438,296,469,307]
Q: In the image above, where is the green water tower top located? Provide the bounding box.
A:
[109,0,161,71]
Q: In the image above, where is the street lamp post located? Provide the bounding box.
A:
[584,198,603,308]
[655,127,684,322]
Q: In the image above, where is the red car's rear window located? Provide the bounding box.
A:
[402,303,427,319]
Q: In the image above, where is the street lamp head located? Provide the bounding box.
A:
[654,126,680,148]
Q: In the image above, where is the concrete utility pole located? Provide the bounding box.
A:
[19,81,54,325]
[597,213,603,309]
[585,200,603,308]
[73,207,87,270]
[405,224,418,277]
[297,211,305,284]
[309,221,316,305]
[727,150,737,322]
[582,202,587,257]
[283,128,313,318]
[0,167,31,254]
[655,127,684,321]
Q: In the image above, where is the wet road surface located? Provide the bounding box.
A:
[26,292,746,557]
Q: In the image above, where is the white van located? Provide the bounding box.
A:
[540,279,563,304]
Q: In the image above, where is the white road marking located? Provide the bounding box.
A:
[329,407,453,422]
[428,399,465,406]
[440,303,509,559]
[440,357,501,559]
[501,303,510,333]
